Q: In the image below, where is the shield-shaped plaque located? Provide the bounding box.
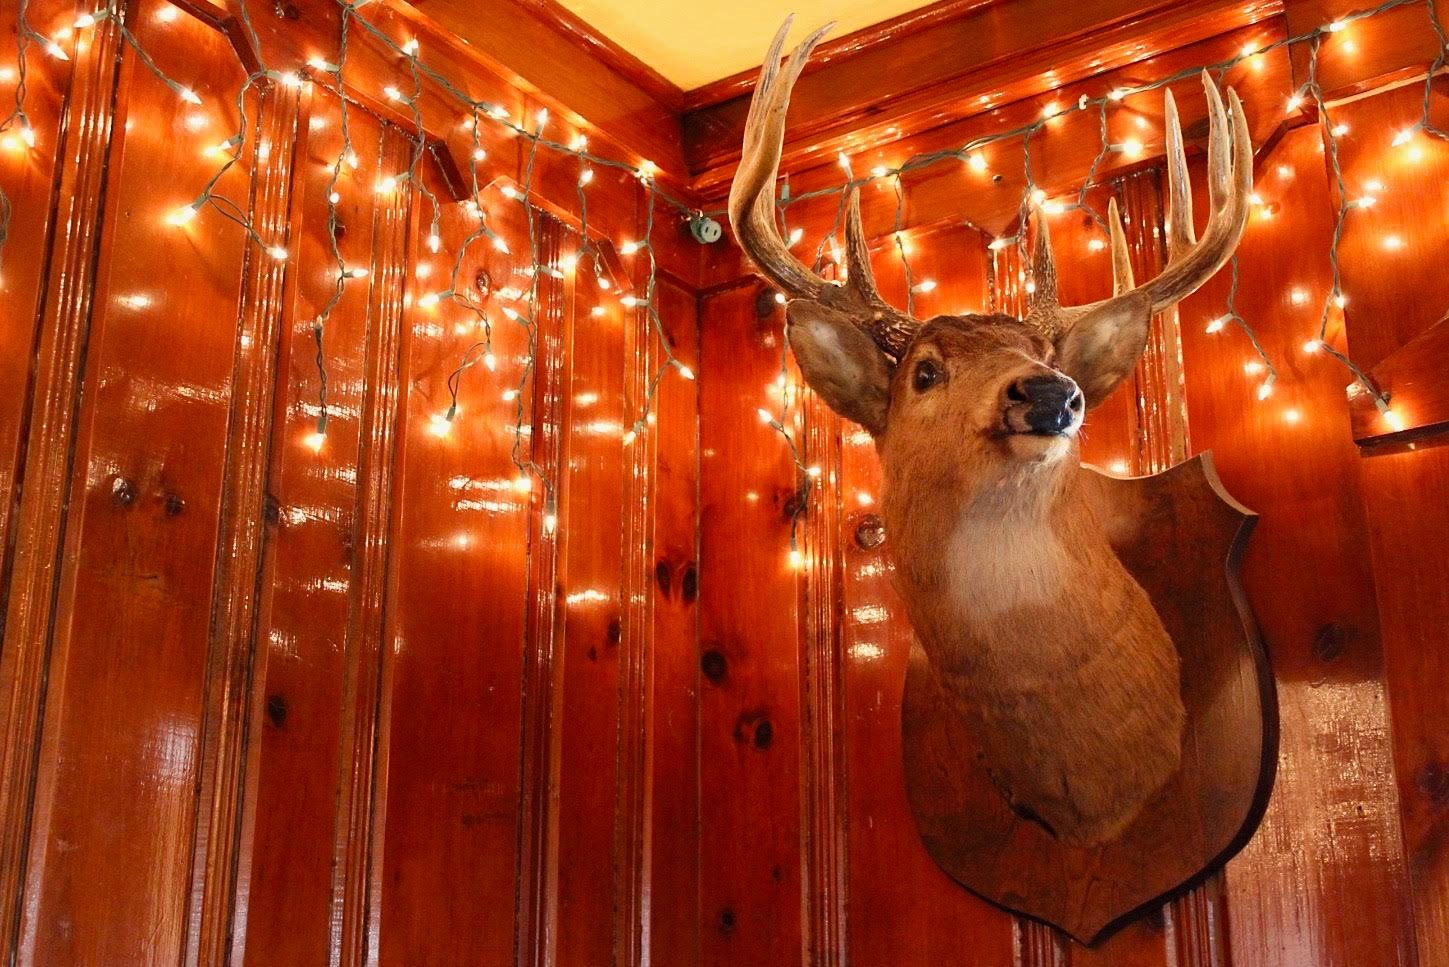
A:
[902,452,1277,944]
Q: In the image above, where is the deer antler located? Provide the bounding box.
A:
[1026,72,1253,335]
[728,19,919,359]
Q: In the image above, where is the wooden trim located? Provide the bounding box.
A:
[515,221,569,967]
[514,0,684,110]
[681,0,1281,190]
[0,10,125,958]
[1349,314,1449,448]
[799,392,851,964]
[682,0,1005,110]
[328,128,414,967]
[400,0,688,178]
[185,83,303,967]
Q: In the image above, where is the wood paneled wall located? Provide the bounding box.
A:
[2,0,1446,964]
[693,12,1445,965]
[0,0,701,963]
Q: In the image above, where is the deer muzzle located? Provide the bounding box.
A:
[1005,374,1084,435]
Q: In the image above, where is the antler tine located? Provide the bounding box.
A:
[1163,89,1196,262]
[728,20,835,302]
[1023,205,1069,337]
[1029,205,1059,308]
[1077,72,1252,322]
[1139,74,1252,312]
[1108,197,1134,295]
[843,187,918,357]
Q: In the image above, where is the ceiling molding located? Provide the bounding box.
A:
[680,0,1283,193]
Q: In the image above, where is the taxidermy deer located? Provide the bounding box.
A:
[730,21,1253,846]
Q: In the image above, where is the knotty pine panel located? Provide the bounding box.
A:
[1176,126,1416,966]
[237,90,398,967]
[0,2,703,965]
[697,282,807,964]
[12,6,255,961]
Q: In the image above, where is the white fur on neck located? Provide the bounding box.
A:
[946,491,1069,621]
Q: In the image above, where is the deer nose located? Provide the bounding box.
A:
[1008,375,1084,434]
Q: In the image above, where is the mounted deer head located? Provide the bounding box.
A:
[730,20,1253,845]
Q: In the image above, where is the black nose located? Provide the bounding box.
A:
[1009,375,1083,434]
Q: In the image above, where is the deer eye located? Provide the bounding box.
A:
[912,358,943,392]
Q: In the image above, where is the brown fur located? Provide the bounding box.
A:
[877,316,1186,846]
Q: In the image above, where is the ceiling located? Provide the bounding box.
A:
[552,0,938,91]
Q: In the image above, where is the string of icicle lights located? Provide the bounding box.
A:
[0,0,1445,562]
[754,0,1448,564]
[0,0,701,530]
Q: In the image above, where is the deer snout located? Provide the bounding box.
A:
[1005,374,1084,435]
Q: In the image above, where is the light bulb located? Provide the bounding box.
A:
[675,363,695,381]
[619,241,639,255]
[1303,339,1322,353]
[578,167,593,186]
[967,153,987,172]
[179,87,201,105]
[304,430,326,452]
[167,203,201,226]
[1205,314,1230,334]
[267,245,288,261]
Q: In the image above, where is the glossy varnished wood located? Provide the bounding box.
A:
[0,0,1442,964]
[1177,125,1417,965]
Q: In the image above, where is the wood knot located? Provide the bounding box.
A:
[1419,760,1449,806]
[681,563,698,604]
[733,708,773,750]
[655,559,672,598]
[1312,622,1355,663]
[754,288,780,319]
[717,907,736,934]
[700,647,727,684]
[265,694,288,727]
[163,493,186,517]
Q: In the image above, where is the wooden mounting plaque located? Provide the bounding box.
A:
[901,453,1277,945]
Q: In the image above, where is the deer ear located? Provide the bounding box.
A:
[786,300,894,436]
[1053,290,1152,408]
